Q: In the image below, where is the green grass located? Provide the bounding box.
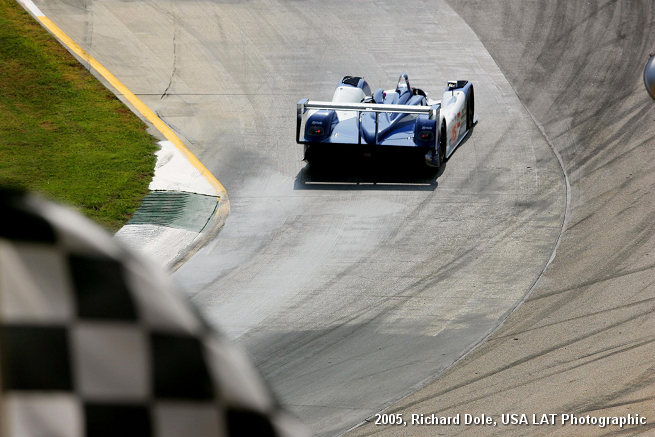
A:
[0,0,157,231]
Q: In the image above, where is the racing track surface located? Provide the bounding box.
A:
[349,1,655,435]
[30,1,565,435]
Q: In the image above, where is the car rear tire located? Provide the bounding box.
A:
[440,123,447,164]
[467,85,475,130]
[304,145,320,168]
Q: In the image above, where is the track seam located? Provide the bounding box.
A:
[15,0,230,269]
[413,3,574,394]
[343,17,572,437]
[14,0,228,201]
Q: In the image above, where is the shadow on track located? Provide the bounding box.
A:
[294,123,476,191]
[293,152,445,191]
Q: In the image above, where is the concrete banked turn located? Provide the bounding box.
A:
[350,0,655,435]
[30,0,574,435]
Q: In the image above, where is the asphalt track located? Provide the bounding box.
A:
[30,1,567,435]
[349,1,655,435]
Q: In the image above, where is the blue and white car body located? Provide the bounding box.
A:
[296,74,476,168]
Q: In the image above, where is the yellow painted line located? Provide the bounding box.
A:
[31,13,226,197]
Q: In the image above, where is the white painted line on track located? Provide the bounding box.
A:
[149,141,217,196]
[16,0,43,17]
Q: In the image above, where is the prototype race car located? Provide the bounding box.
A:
[296,74,476,168]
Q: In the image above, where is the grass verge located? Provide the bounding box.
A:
[0,1,157,231]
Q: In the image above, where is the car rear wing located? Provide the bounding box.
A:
[296,99,440,145]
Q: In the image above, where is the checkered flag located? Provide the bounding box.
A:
[0,189,308,437]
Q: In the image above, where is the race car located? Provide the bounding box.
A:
[296,74,476,168]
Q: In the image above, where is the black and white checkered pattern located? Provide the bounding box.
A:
[0,189,308,437]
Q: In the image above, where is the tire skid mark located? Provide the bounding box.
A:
[346,1,655,433]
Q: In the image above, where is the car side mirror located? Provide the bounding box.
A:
[644,53,655,100]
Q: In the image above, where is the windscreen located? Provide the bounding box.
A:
[396,74,410,93]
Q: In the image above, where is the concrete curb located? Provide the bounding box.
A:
[115,141,229,271]
[168,195,229,271]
